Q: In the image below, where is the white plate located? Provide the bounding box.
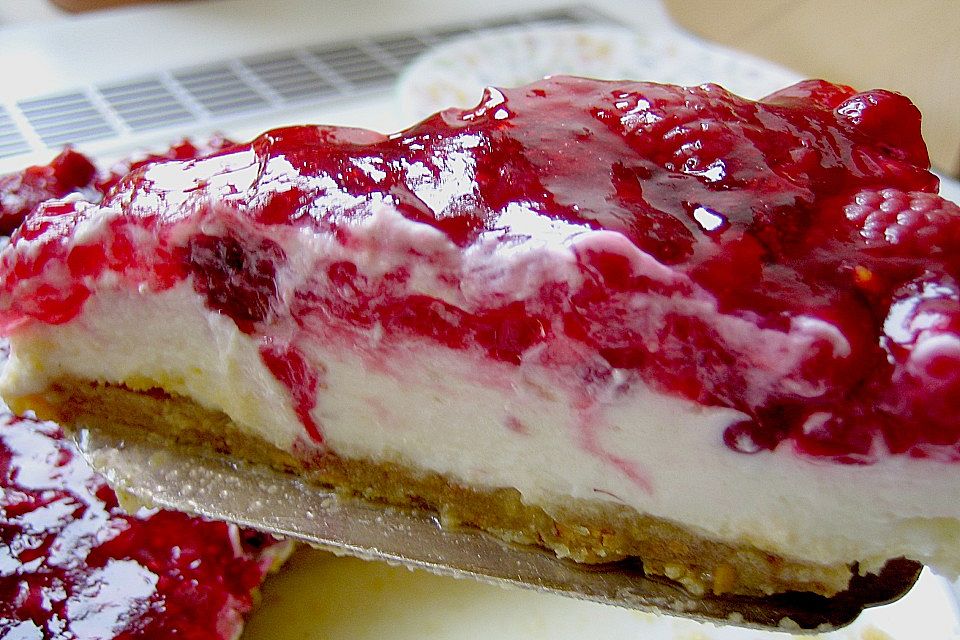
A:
[397,22,803,121]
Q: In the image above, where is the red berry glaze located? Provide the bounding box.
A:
[0,77,957,463]
[0,412,283,639]
[95,135,236,196]
[260,341,325,444]
[0,150,97,235]
[0,137,236,238]
[184,233,285,334]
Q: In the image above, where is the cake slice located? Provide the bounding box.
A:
[1,77,958,599]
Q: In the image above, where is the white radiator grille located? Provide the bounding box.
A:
[0,107,31,159]
[1,6,605,164]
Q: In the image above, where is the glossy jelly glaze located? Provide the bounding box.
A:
[0,138,235,237]
[0,409,282,639]
[0,149,97,236]
[1,77,958,463]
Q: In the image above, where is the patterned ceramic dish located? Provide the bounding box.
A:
[397,23,803,121]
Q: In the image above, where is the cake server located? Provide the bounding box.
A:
[75,427,922,634]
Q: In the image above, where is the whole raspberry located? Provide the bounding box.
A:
[844,188,960,255]
[835,90,929,165]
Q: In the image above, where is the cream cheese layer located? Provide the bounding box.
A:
[5,284,960,577]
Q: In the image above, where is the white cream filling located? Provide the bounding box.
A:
[4,284,960,577]
[1,287,302,452]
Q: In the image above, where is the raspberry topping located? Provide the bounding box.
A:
[0,137,236,239]
[184,233,285,334]
[0,150,97,236]
[845,188,960,258]
[0,77,956,463]
[95,136,235,196]
[260,341,325,444]
[0,412,282,638]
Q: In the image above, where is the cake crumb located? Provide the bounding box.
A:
[711,563,736,595]
[679,575,706,597]
[725,612,744,625]
[115,487,156,513]
[664,563,684,580]
[778,616,802,631]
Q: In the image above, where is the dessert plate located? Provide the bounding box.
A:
[397,23,803,120]
[76,427,921,633]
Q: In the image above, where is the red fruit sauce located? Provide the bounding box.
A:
[1,77,958,463]
[0,411,282,639]
[0,150,96,236]
[0,137,234,237]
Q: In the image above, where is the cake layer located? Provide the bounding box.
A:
[5,283,960,595]
[21,377,854,598]
[1,77,959,600]
[1,78,957,464]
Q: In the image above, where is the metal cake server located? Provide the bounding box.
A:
[75,427,921,634]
